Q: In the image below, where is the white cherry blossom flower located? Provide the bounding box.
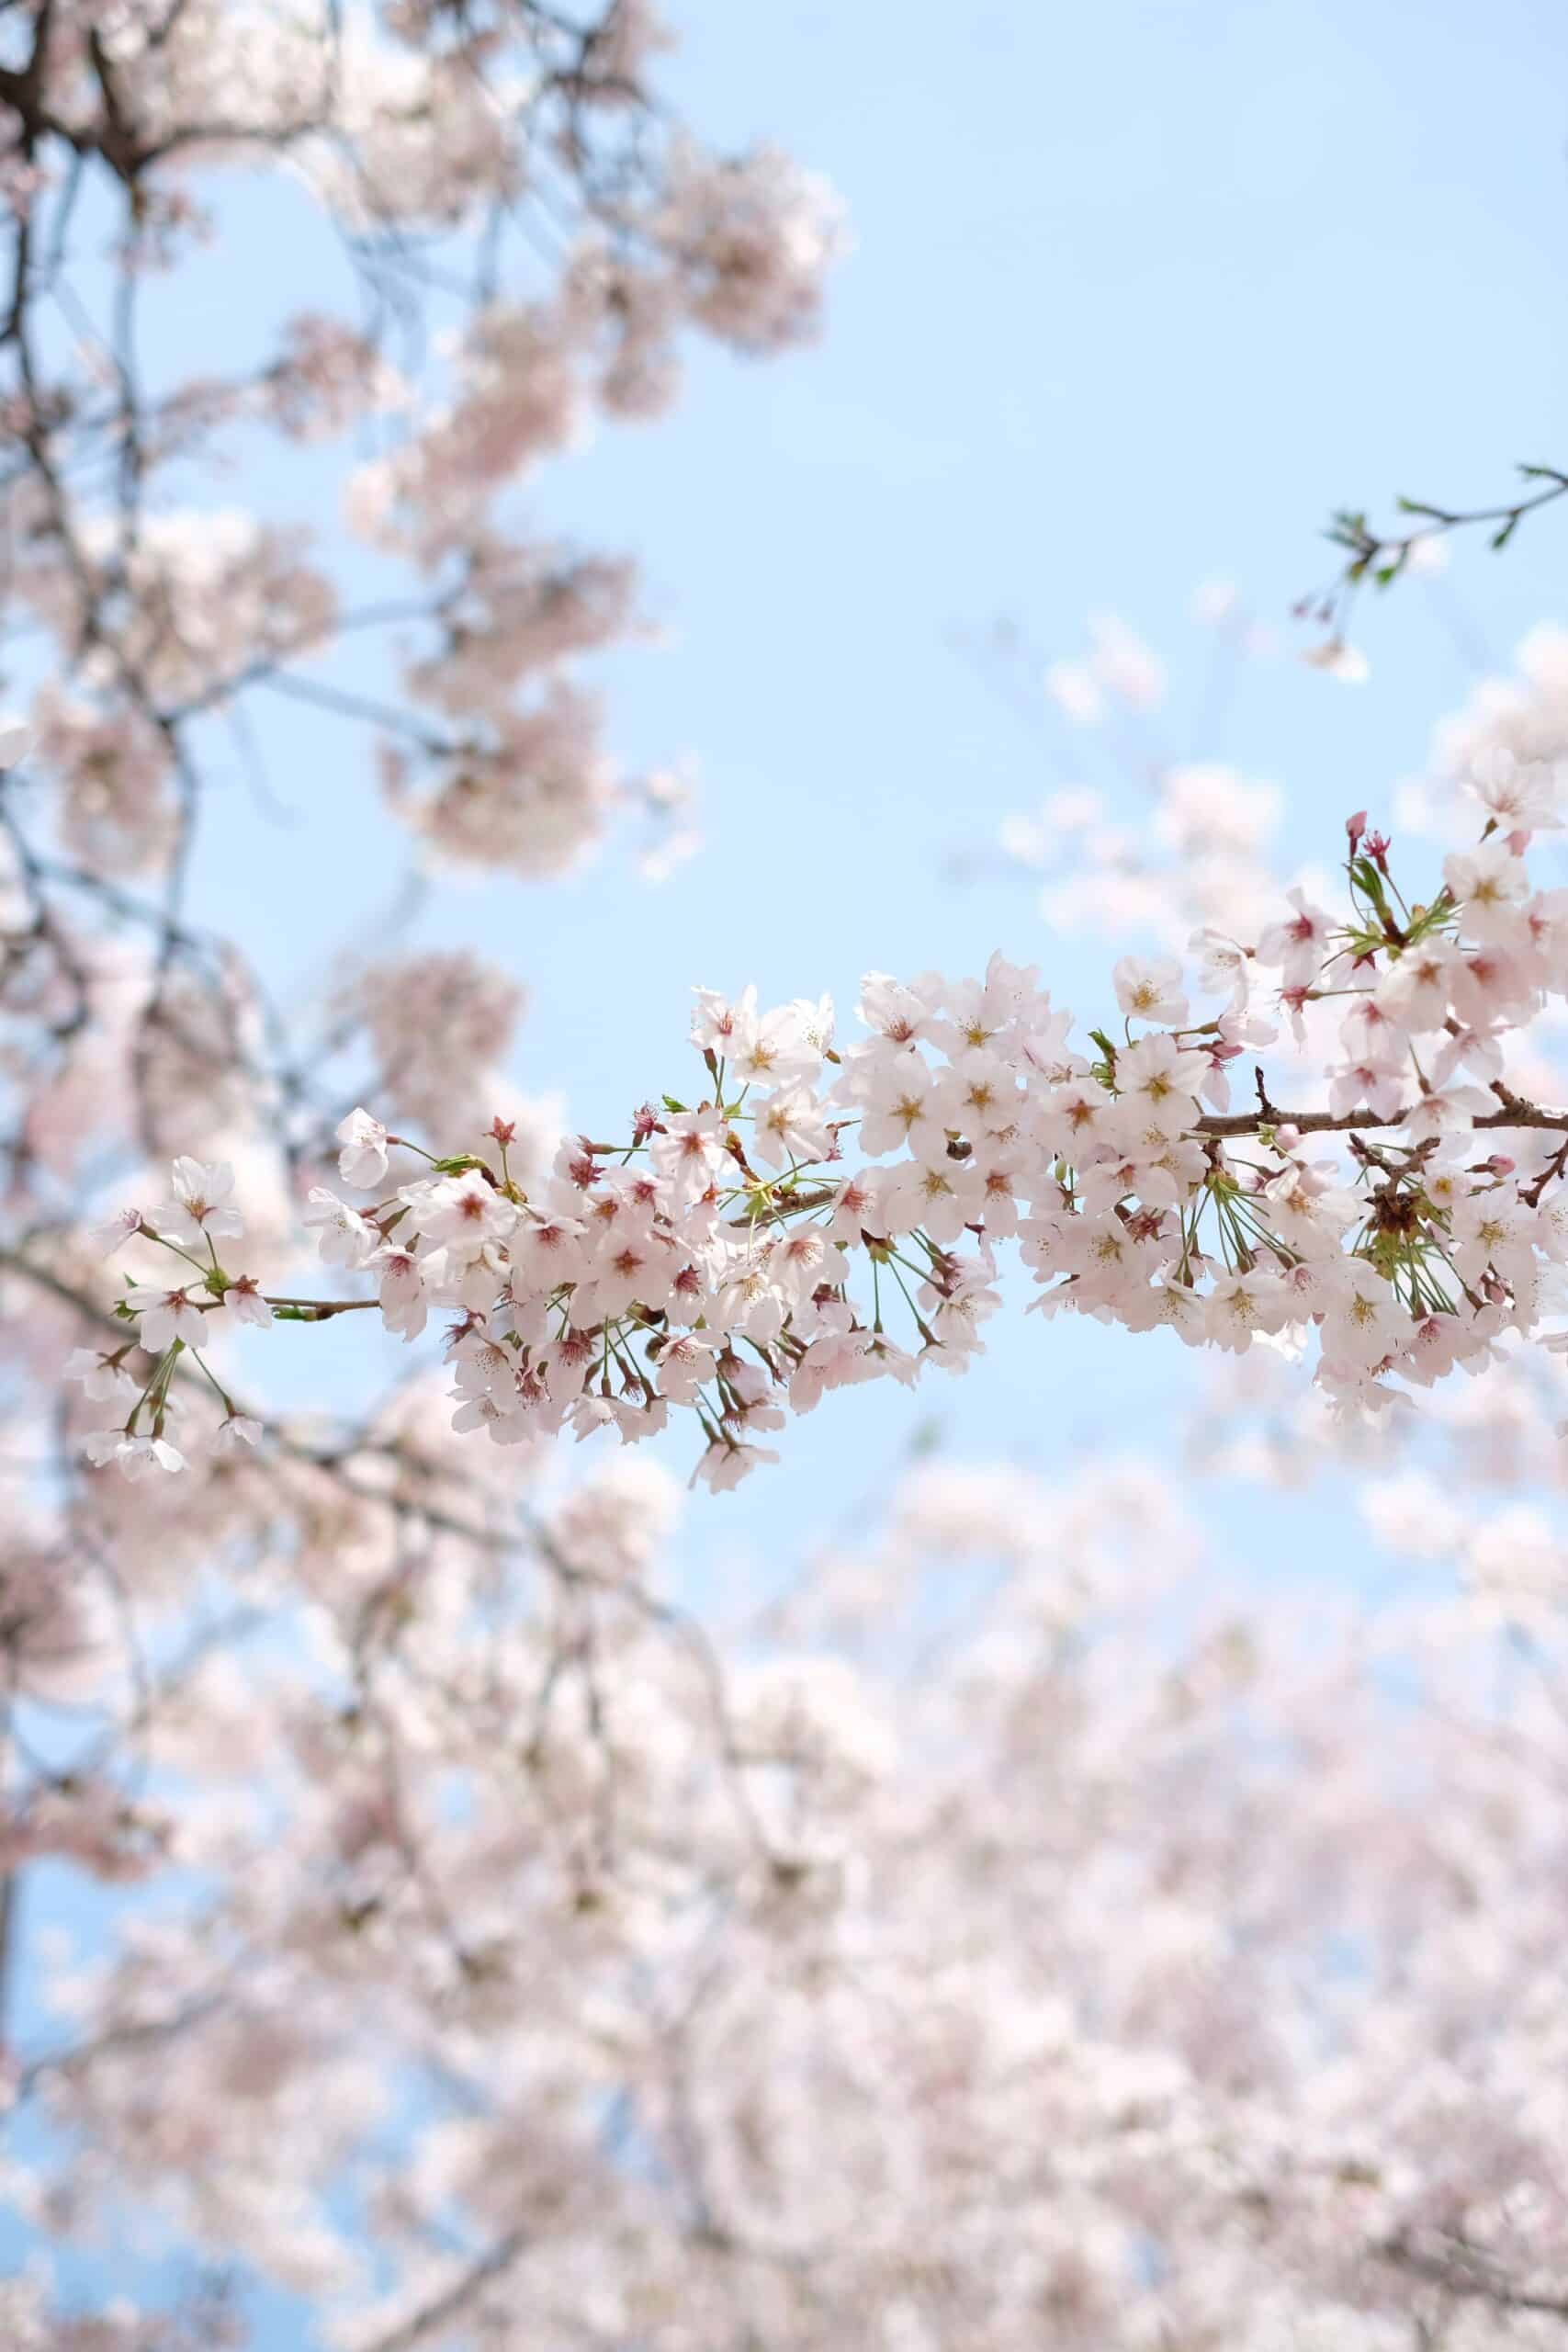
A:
[123,1285,208,1352]
[82,1431,186,1479]
[159,1158,244,1248]
[1112,955,1188,1026]
[335,1107,391,1189]
[303,1188,381,1269]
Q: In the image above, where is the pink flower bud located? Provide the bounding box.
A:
[1346,809,1367,847]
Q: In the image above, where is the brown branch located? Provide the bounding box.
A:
[1194,1101,1568,1139]
[359,2230,528,2352]
[1380,2231,1568,2324]
[260,1296,382,1321]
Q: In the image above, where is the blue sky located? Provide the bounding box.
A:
[163,0,1568,1572]
[14,0,1561,1576]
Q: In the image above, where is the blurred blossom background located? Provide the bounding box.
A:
[9,1,1568,2346]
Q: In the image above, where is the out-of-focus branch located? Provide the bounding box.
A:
[1306,462,1568,643]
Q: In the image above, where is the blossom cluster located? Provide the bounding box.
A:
[2,0,843,902]
[16,1436,1568,2350]
[82,800,1568,1487]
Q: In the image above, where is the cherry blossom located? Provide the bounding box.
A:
[71,799,1568,1496]
[6,6,1568,2337]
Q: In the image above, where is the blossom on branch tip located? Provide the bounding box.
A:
[86,1205,150,1257]
[222,1276,275,1329]
[159,1159,244,1248]
[64,1349,141,1410]
[122,1286,207,1352]
[302,1189,381,1270]
[335,1108,391,1189]
[82,1432,186,1479]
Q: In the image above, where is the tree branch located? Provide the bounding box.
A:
[360,2228,528,2352]
[1380,2231,1568,2324]
[1194,1101,1568,1140]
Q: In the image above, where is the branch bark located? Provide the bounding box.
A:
[1380,2231,1568,2324]
[362,2229,528,2352]
[1194,1101,1568,1139]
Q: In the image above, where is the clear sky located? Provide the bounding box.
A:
[19,3,1568,2335]
[153,0,1568,1574]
